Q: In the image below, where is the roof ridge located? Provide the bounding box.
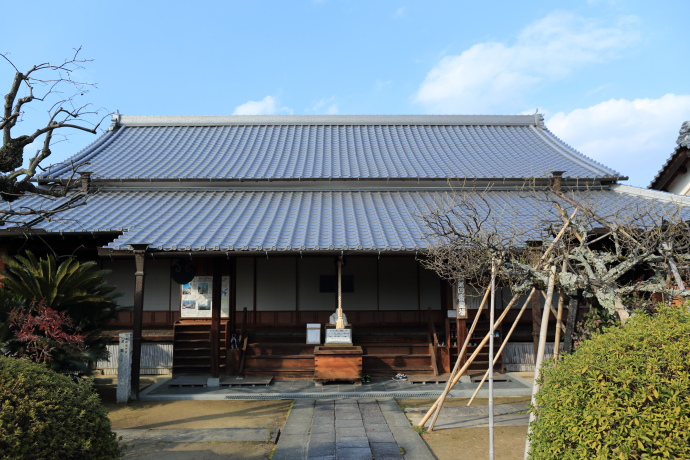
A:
[116,114,538,127]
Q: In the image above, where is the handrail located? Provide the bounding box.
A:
[427,308,439,376]
[224,319,231,349]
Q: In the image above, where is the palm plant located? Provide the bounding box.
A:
[0,251,120,374]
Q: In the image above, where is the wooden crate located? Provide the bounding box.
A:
[313,346,363,383]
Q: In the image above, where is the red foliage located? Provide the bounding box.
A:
[8,300,86,363]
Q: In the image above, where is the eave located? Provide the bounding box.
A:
[649,147,690,191]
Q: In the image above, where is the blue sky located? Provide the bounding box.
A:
[3,0,689,187]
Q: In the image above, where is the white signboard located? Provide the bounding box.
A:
[307,323,321,344]
[325,328,352,344]
[180,276,230,318]
[455,280,467,318]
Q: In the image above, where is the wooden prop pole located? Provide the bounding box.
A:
[424,282,493,430]
[421,290,522,430]
[488,259,496,460]
[467,288,537,405]
[539,290,565,332]
[421,208,578,430]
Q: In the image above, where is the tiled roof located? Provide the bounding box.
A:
[6,186,688,252]
[41,115,620,181]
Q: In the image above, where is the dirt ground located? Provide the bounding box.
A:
[103,394,531,459]
[114,440,276,460]
[106,400,291,430]
[398,396,531,460]
[105,400,291,459]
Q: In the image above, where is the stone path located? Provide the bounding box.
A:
[272,398,434,460]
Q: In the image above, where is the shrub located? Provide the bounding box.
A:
[0,355,122,459]
[529,306,690,459]
[0,251,120,374]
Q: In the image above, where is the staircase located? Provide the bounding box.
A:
[172,322,440,378]
[172,320,227,375]
[356,326,437,377]
[241,327,315,378]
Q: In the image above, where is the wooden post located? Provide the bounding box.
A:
[563,294,580,354]
[230,257,237,335]
[130,243,148,400]
[210,257,222,379]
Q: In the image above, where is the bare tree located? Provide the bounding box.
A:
[422,184,690,326]
[0,48,105,225]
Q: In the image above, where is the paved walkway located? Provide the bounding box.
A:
[273,398,434,460]
[138,373,532,401]
[109,376,533,459]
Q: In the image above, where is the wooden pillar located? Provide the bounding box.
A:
[295,256,300,324]
[230,256,237,334]
[130,244,148,400]
[210,257,222,378]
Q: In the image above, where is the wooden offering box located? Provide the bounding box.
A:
[313,346,363,384]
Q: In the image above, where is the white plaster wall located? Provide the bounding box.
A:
[341,257,378,311]
[236,257,255,312]
[419,267,442,311]
[379,257,418,310]
[298,257,335,311]
[102,259,175,311]
[667,172,690,195]
[256,257,296,311]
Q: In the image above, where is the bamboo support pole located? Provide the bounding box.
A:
[420,208,578,430]
[467,288,537,405]
[488,259,496,460]
[524,265,558,459]
[539,290,565,332]
[425,281,494,430]
[421,290,523,430]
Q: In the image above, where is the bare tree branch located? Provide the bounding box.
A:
[0,48,105,224]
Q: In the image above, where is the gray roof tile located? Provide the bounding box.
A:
[41,116,619,180]
[6,186,689,252]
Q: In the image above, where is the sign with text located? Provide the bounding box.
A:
[325,328,352,344]
[180,276,230,318]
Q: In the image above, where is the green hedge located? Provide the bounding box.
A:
[0,356,121,459]
[529,306,690,459]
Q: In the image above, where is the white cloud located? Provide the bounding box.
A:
[310,97,339,114]
[232,96,292,115]
[414,11,638,113]
[546,94,690,186]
